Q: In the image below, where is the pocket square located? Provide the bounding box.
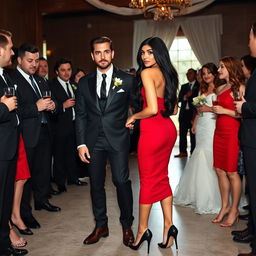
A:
[117,89,125,93]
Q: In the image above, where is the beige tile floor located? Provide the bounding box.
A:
[21,142,250,256]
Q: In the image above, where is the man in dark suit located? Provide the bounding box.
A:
[0,29,28,256]
[175,68,199,157]
[235,22,256,256]
[10,43,61,229]
[50,58,87,193]
[76,36,137,246]
[36,57,49,81]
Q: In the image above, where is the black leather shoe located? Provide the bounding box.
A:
[34,201,61,212]
[243,205,250,210]
[57,185,67,193]
[239,214,250,221]
[23,216,40,229]
[12,224,33,235]
[232,228,249,236]
[68,179,88,186]
[233,233,254,243]
[0,246,28,256]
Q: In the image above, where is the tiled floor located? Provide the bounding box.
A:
[22,142,250,256]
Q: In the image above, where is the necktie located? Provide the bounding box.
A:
[65,82,72,98]
[29,75,47,123]
[29,75,41,98]
[100,74,107,99]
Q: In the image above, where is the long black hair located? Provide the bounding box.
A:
[136,37,178,117]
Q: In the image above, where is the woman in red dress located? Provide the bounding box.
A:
[212,56,245,227]
[126,37,178,253]
[9,135,32,247]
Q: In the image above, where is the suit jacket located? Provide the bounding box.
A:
[239,70,256,148]
[178,81,200,121]
[76,66,137,152]
[0,76,18,160]
[49,77,74,136]
[10,69,56,148]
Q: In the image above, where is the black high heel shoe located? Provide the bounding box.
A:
[12,223,33,236]
[129,229,152,254]
[158,225,178,250]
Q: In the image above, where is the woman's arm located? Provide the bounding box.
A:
[126,69,158,128]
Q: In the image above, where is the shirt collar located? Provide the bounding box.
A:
[17,66,31,81]
[0,67,3,76]
[57,76,70,86]
[96,64,113,80]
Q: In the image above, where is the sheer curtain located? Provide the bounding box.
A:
[132,20,179,68]
[133,14,223,67]
[181,15,223,65]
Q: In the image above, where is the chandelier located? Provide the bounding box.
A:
[129,0,193,21]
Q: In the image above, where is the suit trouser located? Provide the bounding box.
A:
[179,113,195,154]
[0,159,16,248]
[88,134,134,228]
[243,146,256,253]
[21,125,51,218]
[53,122,78,186]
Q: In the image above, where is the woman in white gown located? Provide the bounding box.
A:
[174,63,221,214]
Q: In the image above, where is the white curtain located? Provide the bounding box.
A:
[133,20,180,67]
[181,15,223,65]
[133,14,223,67]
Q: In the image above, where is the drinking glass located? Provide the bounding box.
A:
[42,90,51,99]
[212,94,218,106]
[3,87,15,98]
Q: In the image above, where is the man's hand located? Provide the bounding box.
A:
[63,98,75,109]
[0,95,17,111]
[125,115,135,129]
[184,90,192,99]
[234,96,246,114]
[36,98,51,111]
[78,145,90,163]
[45,100,56,111]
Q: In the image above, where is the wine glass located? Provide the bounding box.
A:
[234,91,242,101]
[3,87,15,98]
[42,90,51,99]
[212,94,218,106]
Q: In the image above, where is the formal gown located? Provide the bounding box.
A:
[213,88,240,172]
[138,87,177,204]
[15,135,30,181]
[174,93,221,214]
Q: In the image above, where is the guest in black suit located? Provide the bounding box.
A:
[175,68,199,157]
[36,57,49,81]
[10,44,61,225]
[76,36,137,246]
[0,29,28,256]
[235,22,256,256]
[50,58,87,193]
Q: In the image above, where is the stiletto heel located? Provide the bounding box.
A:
[158,225,178,250]
[129,229,152,254]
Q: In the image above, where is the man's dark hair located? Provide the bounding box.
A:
[0,29,12,48]
[18,43,39,58]
[54,58,72,72]
[90,36,113,53]
[39,57,47,61]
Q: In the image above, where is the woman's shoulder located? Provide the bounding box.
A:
[141,67,161,77]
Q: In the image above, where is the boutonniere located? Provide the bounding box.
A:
[112,77,123,89]
[71,84,78,91]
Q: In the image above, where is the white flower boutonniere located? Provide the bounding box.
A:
[71,84,77,91]
[112,77,123,89]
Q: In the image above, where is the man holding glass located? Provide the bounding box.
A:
[50,58,87,194]
[10,43,61,229]
[0,29,28,256]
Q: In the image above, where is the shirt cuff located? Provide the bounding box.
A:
[77,144,86,149]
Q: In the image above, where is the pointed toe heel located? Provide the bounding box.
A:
[158,225,178,250]
[129,229,152,254]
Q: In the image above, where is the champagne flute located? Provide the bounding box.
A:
[212,94,218,106]
[3,87,15,98]
[42,90,51,99]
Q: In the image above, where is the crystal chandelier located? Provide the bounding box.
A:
[129,0,192,21]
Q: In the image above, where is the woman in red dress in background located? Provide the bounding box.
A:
[212,56,245,227]
[126,37,178,253]
[9,135,32,247]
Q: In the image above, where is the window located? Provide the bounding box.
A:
[169,36,201,86]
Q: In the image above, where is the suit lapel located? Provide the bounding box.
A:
[105,67,119,110]
[88,73,100,112]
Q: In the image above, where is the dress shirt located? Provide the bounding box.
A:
[0,67,7,84]
[185,80,196,110]
[57,77,75,120]
[96,64,113,98]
